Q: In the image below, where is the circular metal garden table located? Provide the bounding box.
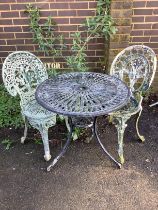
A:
[35,72,130,171]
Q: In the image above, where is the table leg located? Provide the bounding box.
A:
[47,116,121,171]
[93,117,122,169]
[47,117,73,172]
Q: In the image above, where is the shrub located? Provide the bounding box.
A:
[0,84,23,128]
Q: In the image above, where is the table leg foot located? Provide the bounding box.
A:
[47,158,58,171]
[118,163,122,169]
[93,117,121,168]
[47,121,73,172]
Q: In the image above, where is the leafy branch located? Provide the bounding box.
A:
[66,0,117,71]
[25,0,117,72]
[25,4,65,60]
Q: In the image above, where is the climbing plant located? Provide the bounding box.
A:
[25,0,117,72]
[25,4,65,58]
[66,0,117,71]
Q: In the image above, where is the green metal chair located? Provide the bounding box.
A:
[109,45,157,164]
[2,51,56,161]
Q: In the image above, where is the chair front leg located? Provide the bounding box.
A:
[39,126,51,161]
[21,115,29,144]
[136,106,145,142]
[113,116,128,164]
[108,115,113,124]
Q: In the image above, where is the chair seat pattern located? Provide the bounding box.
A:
[111,95,142,116]
[22,99,55,119]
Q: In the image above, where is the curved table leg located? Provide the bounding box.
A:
[93,117,122,169]
[47,118,73,172]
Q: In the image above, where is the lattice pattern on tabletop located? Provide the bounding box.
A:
[36,72,130,117]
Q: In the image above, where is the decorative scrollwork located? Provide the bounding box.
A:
[36,72,130,117]
[110,45,157,114]
[2,51,48,106]
[2,51,56,131]
[110,45,157,93]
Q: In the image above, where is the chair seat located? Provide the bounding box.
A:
[111,97,141,116]
[22,99,56,119]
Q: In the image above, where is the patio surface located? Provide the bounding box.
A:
[0,105,158,210]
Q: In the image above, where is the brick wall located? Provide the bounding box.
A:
[109,0,133,66]
[0,0,105,75]
[110,0,158,91]
[131,0,158,90]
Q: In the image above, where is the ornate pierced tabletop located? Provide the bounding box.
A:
[36,72,130,117]
[35,72,130,171]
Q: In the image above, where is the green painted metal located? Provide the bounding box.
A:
[2,51,57,161]
[110,45,157,164]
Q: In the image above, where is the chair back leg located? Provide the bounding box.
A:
[136,106,145,142]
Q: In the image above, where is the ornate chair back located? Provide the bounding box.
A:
[2,51,48,108]
[110,45,157,95]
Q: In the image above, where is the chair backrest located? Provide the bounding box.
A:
[2,51,48,106]
[110,45,157,94]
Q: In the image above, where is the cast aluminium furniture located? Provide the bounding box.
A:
[2,51,57,161]
[109,45,157,164]
[35,72,130,171]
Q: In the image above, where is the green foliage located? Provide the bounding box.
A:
[47,67,58,77]
[0,85,23,128]
[1,139,14,150]
[66,0,117,71]
[34,138,43,145]
[85,0,117,39]
[25,4,65,59]
[25,0,116,72]
[66,32,88,72]
[72,128,83,141]
[56,115,65,123]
